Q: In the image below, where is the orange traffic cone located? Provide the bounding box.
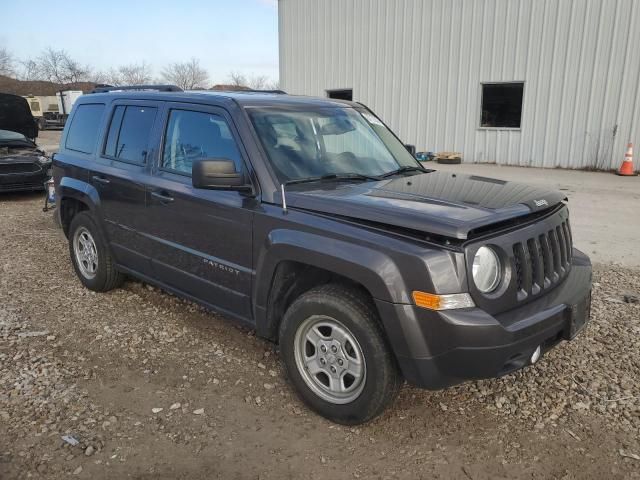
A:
[617,143,637,176]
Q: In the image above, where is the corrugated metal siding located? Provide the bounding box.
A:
[279,0,640,170]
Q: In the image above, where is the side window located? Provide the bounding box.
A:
[104,105,157,164]
[65,104,105,154]
[161,109,242,175]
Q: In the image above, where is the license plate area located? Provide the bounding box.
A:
[565,292,592,340]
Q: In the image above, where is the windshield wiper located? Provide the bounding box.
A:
[380,165,428,178]
[284,173,381,186]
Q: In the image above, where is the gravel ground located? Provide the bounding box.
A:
[1,193,639,479]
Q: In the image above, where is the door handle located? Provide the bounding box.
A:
[92,175,110,185]
[151,191,175,203]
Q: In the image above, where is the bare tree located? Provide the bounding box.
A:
[18,58,39,81]
[88,69,110,85]
[118,62,153,85]
[0,46,13,76]
[228,71,248,87]
[265,79,281,90]
[100,62,154,86]
[227,71,279,90]
[162,58,209,90]
[36,47,89,83]
[248,75,269,90]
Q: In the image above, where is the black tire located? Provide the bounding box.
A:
[68,211,124,292]
[279,284,402,424]
[436,156,462,164]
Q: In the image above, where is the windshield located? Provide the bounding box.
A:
[0,129,32,144]
[248,107,420,183]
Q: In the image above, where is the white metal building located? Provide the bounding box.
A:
[278,0,640,171]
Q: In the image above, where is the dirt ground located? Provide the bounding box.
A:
[1,192,639,480]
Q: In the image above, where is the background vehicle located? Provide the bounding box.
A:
[53,86,592,424]
[24,90,82,130]
[56,90,83,120]
[0,93,38,140]
[0,129,50,192]
[24,94,62,130]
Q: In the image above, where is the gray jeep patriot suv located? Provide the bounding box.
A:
[53,85,592,424]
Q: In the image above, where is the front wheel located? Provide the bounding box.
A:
[279,284,402,424]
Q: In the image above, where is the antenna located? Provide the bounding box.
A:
[281,184,287,213]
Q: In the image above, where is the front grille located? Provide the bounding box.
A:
[0,163,41,174]
[512,219,572,301]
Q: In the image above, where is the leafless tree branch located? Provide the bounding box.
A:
[162,58,209,90]
[0,46,13,76]
[35,47,90,83]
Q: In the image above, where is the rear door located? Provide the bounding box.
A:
[143,102,256,321]
[89,100,161,275]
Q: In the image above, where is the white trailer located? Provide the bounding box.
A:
[56,90,83,118]
[23,95,60,129]
[25,90,83,130]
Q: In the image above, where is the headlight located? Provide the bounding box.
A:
[37,155,50,164]
[472,246,502,293]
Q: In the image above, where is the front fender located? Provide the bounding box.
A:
[254,228,410,311]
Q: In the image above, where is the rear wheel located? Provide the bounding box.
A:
[279,284,402,424]
[68,211,124,292]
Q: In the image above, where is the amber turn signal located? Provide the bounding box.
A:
[412,291,475,311]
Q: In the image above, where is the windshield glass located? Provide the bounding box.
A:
[0,129,31,144]
[248,107,420,183]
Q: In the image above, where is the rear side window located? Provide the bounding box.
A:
[161,109,242,175]
[65,104,105,154]
[104,105,157,164]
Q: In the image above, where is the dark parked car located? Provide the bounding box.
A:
[53,86,592,424]
[0,129,51,192]
[0,93,38,140]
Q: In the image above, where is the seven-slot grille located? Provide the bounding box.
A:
[512,218,572,301]
[0,163,41,174]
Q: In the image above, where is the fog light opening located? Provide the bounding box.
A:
[530,345,542,364]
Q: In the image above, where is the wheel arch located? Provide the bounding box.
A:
[58,177,101,237]
[254,229,408,342]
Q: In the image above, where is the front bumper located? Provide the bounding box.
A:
[0,168,49,192]
[376,248,592,389]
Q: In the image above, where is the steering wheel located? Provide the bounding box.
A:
[328,151,357,172]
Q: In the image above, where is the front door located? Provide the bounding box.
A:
[144,103,255,321]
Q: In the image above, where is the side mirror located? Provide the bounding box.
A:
[405,144,416,156]
[192,158,250,191]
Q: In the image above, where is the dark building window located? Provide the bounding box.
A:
[327,89,353,101]
[480,83,524,128]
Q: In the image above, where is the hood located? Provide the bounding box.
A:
[0,94,38,140]
[0,130,38,150]
[286,171,566,240]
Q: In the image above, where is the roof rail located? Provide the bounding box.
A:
[89,84,183,94]
[258,89,287,94]
[239,89,287,94]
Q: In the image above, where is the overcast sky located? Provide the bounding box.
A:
[1,0,279,84]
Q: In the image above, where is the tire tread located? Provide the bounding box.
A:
[69,211,124,292]
[279,283,402,424]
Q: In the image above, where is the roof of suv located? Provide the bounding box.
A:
[81,90,357,109]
